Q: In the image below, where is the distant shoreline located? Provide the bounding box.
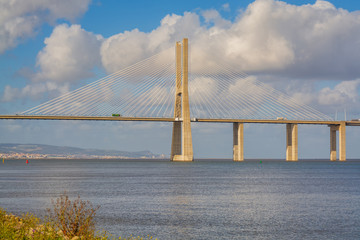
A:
[0,143,166,159]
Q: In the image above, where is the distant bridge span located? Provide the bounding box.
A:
[1,114,360,126]
[1,113,358,163]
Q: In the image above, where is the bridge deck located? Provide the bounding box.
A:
[0,115,358,126]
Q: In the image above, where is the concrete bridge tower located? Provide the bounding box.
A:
[171,38,194,161]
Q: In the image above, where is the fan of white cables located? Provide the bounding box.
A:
[22,48,176,118]
[188,60,332,121]
[21,45,332,121]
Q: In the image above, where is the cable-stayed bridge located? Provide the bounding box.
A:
[1,39,358,161]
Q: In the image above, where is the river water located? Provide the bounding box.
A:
[1,159,360,239]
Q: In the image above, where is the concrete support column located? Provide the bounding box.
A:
[286,123,298,161]
[329,125,338,161]
[328,122,346,162]
[171,122,182,160]
[339,122,346,161]
[233,123,244,161]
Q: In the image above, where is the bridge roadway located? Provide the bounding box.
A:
[1,114,358,161]
[0,115,359,126]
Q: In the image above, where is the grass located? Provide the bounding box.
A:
[0,193,156,240]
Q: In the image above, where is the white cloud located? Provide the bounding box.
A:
[100,12,203,73]
[2,24,103,102]
[222,3,230,12]
[318,79,360,106]
[34,24,103,83]
[1,85,20,102]
[281,79,360,117]
[2,82,70,102]
[189,77,218,104]
[98,0,360,80]
[100,29,149,74]
[0,0,91,53]
[313,0,336,10]
[202,9,232,28]
[219,0,360,78]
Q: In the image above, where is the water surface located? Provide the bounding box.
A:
[1,159,359,239]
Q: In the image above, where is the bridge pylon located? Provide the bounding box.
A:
[171,38,194,161]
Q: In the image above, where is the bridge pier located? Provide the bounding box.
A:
[329,122,346,161]
[286,123,298,161]
[339,122,346,161]
[233,123,244,161]
[171,122,182,158]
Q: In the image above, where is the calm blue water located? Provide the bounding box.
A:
[1,159,360,239]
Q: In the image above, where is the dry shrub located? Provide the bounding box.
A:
[47,193,100,239]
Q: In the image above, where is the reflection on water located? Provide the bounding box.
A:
[1,159,360,239]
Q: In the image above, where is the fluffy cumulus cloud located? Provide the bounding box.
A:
[100,12,203,73]
[282,79,360,118]
[220,0,360,78]
[318,80,360,105]
[2,24,103,102]
[98,0,360,80]
[0,0,91,53]
[34,24,103,82]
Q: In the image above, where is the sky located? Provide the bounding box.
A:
[1,0,360,159]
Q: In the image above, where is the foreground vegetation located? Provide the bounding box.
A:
[0,193,155,240]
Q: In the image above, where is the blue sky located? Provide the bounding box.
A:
[1,0,360,159]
